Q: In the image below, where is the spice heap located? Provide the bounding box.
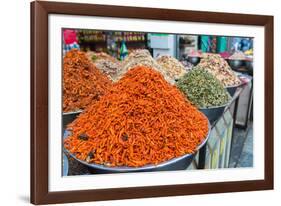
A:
[118,49,173,83]
[63,49,112,112]
[228,51,247,60]
[180,60,194,72]
[198,53,241,86]
[156,55,187,80]
[177,67,230,108]
[64,66,209,167]
[86,51,121,81]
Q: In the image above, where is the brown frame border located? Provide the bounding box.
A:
[31,1,274,204]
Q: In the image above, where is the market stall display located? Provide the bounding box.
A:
[62,30,254,175]
[198,53,241,87]
[64,66,209,168]
[63,49,112,112]
[86,51,121,81]
[156,55,187,80]
[117,49,173,83]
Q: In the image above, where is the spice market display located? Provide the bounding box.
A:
[62,30,254,174]
[64,66,209,167]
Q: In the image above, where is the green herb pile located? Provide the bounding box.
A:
[176,67,230,108]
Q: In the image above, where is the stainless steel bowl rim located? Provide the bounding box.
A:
[63,120,211,172]
[237,73,253,81]
[63,110,83,115]
[227,59,245,61]
[198,100,230,110]
[224,81,243,89]
[63,153,69,176]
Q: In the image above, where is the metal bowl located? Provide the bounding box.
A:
[63,110,82,130]
[225,85,238,97]
[236,73,253,86]
[227,59,244,70]
[244,60,253,73]
[225,81,243,97]
[63,153,69,176]
[187,56,201,66]
[63,121,211,174]
[199,103,229,125]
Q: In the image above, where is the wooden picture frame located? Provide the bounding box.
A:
[31,0,274,204]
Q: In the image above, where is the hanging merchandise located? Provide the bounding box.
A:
[107,32,118,58]
[63,29,80,55]
[120,40,128,60]
[231,37,243,52]
[241,38,252,52]
[210,36,217,53]
[230,37,253,53]
[217,36,228,53]
[200,35,210,52]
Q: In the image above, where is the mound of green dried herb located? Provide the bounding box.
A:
[176,67,230,108]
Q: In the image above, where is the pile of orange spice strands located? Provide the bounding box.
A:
[64,66,209,167]
[63,49,112,112]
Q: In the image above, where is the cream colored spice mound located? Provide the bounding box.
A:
[156,55,187,80]
[228,51,247,60]
[86,51,121,82]
[198,53,241,87]
[117,49,174,84]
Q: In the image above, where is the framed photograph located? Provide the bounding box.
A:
[31,1,274,204]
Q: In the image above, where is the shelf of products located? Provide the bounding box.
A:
[77,30,147,56]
